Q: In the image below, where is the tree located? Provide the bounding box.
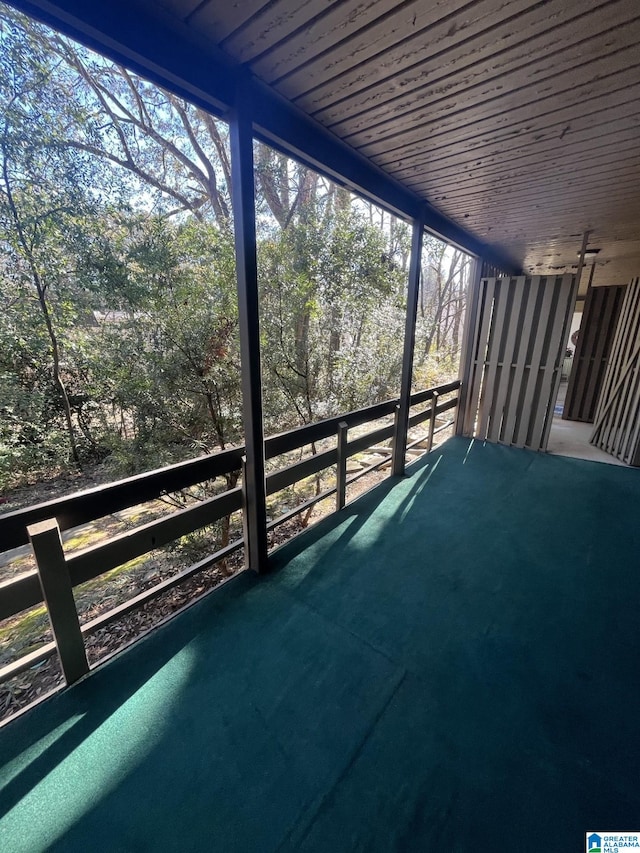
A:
[0,3,466,501]
[259,194,408,430]
[8,9,232,225]
[79,215,241,461]
[0,15,100,469]
[413,238,471,386]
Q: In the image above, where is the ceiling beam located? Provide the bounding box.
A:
[6,0,520,272]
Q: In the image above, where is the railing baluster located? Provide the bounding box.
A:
[240,456,252,566]
[391,404,401,476]
[427,391,440,453]
[336,421,349,510]
[28,519,89,686]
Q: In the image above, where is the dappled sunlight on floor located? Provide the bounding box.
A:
[1,437,639,851]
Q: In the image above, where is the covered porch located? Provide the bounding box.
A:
[1,0,640,848]
[2,437,639,851]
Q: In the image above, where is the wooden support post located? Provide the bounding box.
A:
[456,256,482,436]
[392,213,425,476]
[427,391,440,453]
[28,519,89,686]
[336,421,349,510]
[229,82,268,573]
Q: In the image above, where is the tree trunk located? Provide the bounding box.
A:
[2,148,80,465]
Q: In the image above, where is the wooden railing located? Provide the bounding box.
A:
[0,381,460,687]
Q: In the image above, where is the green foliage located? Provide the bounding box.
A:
[0,5,467,496]
[76,216,241,475]
[0,12,105,481]
[259,196,408,429]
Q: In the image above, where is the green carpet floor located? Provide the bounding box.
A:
[1,437,639,852]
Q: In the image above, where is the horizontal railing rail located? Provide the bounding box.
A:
[264,398,398,458]
[409,396,457,429]
[0,488,243,622]
[67,488,243,588]
[263,380,460,459]
[0,447,244,552]
[408,379,460,407]
[266,447,338,496]
[263,398,459,533]
[0,380,460,688]
[0,381,459,553]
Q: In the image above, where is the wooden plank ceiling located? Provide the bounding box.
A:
[9,0,640,292]
[145,0,640,291]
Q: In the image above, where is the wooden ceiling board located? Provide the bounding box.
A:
[442,161,640,201]
[496,260,639,286]
[484,225,640,246]
[186,0,274,41]
[440,197,640,230]
[418,183,640,227]
[357,61,640,163]
[377,113,640,180]
[393,138,640,206]
[589,241,640,260]
[471,246,640,279]
[432,158,640,196]
[280,0,536,109]
[419,156,640,207]
[388,100,640,177]
[409,122,640,186]
[412,197,640,238]
[367,73,640,171]
[441,219,640,251]
[336,16,640,148]
[390,131,640,203]
[451,190,640,218]
[500,223,640,240]
[322,0,633,134]
[476,233,640,253]
[456,206,640,229]
[314,0,620,131]
[223,0,394,68]
[544,243,640,284]
[410,154,640,202]
[252,0,466,88]
[349,68,638,169]
[488,251,640,270]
